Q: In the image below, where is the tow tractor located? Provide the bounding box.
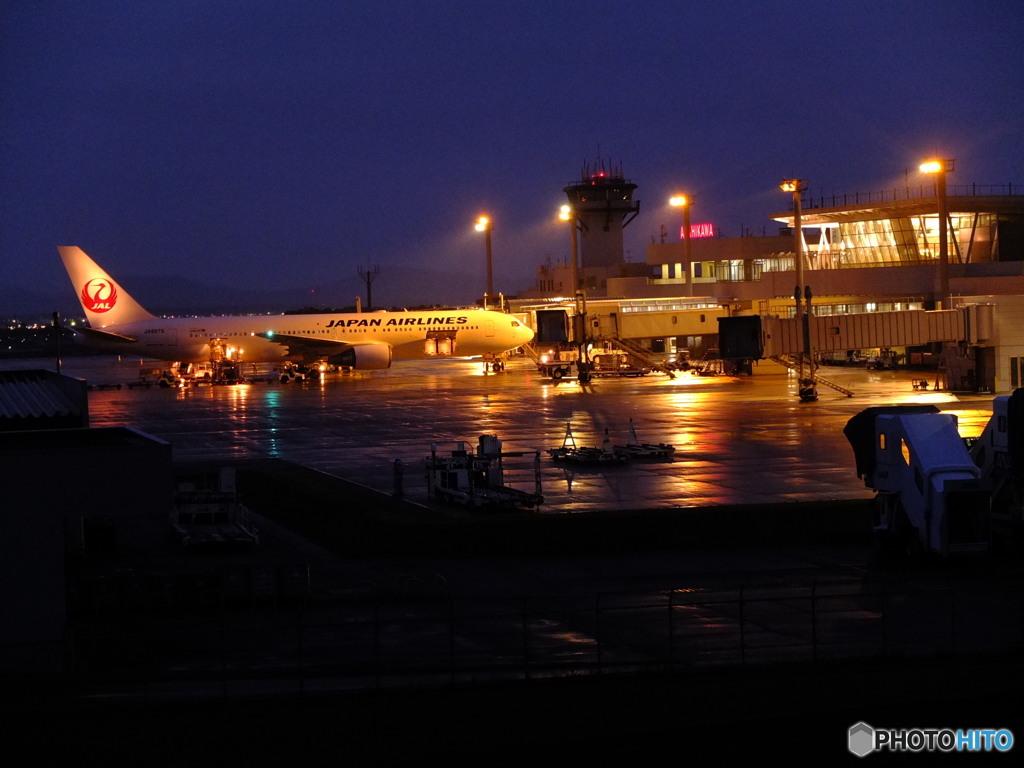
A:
[536,347,581,381]
[844,389,1024,557]
[278,362,326,383]
[139,360,251,387]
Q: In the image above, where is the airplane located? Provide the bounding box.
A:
[58,246,534,369]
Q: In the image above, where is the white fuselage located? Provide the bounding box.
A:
[58,246,534,366]
[85,308,533,364]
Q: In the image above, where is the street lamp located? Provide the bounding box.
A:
[559,204,580,292]
[780,178,816,401]
[779,180,807,302]
[474,215,493,300]
[669,195,693,296]
[919,158,954,306]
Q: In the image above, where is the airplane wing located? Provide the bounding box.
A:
[255,331,348,356]
[76,326,139,344]
[256,332,393,369]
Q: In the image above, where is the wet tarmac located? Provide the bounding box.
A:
[7,354,1022,763]
[13,353,997,514]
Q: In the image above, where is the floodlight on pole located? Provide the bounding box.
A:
[559,204,580,292]
[474,215,494,299]
[669,194,693,296]
[919,158,954,306]
[779,179,807,300]
[780,178,816,401]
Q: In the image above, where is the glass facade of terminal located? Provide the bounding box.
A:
[821,212,999,268]
[667,210,1007,288]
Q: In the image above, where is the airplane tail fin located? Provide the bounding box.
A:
[58,246,156,327]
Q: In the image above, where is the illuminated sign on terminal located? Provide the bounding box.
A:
[680,222,715,239]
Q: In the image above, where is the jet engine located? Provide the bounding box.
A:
[330,343,393,370]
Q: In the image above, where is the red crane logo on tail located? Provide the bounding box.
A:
[81,278,118,313]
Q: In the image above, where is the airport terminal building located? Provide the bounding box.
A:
[513,166,1024,393]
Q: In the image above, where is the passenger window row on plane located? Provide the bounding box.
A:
[188,325,480,338]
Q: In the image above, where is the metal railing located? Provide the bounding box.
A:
[788,183,1023,212]
[59,575,1024,700]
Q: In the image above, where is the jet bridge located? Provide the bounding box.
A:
[720,304,993,362]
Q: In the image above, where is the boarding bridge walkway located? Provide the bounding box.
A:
[579,304,991,374]
[720,304,994,364]
[523,303,992,387]
[524,299,991,363]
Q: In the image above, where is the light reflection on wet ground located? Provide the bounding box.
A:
[6,355,996,513]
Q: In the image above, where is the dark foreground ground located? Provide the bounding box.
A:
[15,652,1024,764]
[10,460,1024,764]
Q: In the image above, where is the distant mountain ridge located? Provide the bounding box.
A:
[3,266,488,322]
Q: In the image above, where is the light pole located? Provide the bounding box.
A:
[559,204,579,292]
[669,195,693,296]
[781,178,816,401]
[474,215,494,301]
[919,158,954,307]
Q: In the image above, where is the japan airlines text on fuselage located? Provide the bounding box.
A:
[150,310,520,361]
[58,246,534,368]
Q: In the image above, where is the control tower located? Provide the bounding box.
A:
[563,160,641,280]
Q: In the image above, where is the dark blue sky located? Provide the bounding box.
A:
[4,1,1022,310]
